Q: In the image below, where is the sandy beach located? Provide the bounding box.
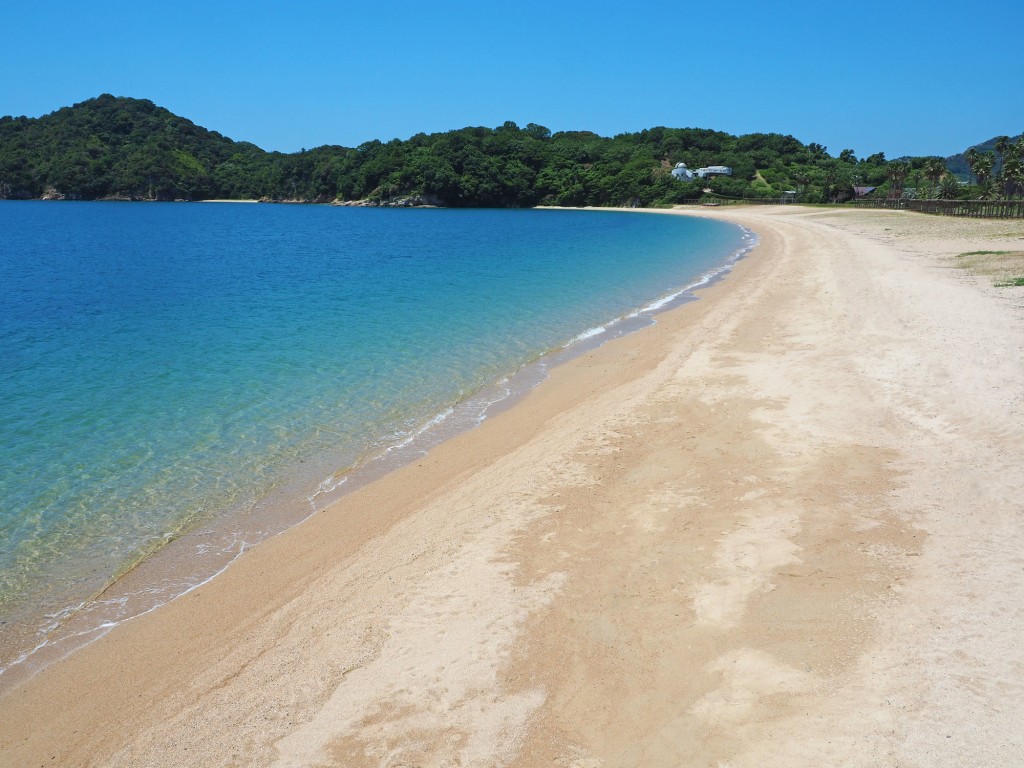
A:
[1,205,1023,767]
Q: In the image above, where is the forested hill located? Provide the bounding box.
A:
[0,95,272,201]
[1,94,904,206]
[945,133,1024,180]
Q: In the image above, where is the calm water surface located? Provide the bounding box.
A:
[0,202,750,679]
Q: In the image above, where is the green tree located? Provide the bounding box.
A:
[806,142,828,161]
[939,172,962,199]
[964,147,980,183]
[993,135,1011,180]
[921,157,947,199]
[966,152,996,198]
[972,153,995,185]
[0,93,943,208]
[887,161,910,199]
[1002,156,1023,198]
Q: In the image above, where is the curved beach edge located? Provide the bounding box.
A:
[0,211,755,688]
[2,205,1023,767]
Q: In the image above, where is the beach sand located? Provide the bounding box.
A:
[1,206,1023,767]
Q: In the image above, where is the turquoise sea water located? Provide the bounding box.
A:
[0,202,750,679]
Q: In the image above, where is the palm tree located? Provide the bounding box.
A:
[792,171,811,199]
[1002,156,1024,199]
[887,161,910,199]
[964,152,995,198]
[994,136,1011,180]
[940,172,962,200]
[972,154,995,184]
[969,154,996,199]
[997,136,1021,196]
[1010,136,1024,162]
[964,147,980,183]
[922,157,946,199]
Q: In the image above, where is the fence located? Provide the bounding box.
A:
[846,199,906,210]
[675,197,1024,218]
[674,196,795,207]
[904,199,1024,218]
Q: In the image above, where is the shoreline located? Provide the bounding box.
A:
[0,211,754,691]
[2,206,1023,765]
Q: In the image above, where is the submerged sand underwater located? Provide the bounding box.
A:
[1,206,1022,767]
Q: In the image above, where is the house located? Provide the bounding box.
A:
[852,186,876,199]
[671,162,733,181]
[694,165,732,179]
[670,162,694,181]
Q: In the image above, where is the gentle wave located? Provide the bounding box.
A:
[0,206,755,688]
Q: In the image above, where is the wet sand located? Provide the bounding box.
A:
[1,206,1022,767]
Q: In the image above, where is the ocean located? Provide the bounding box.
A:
[0,201,751,682]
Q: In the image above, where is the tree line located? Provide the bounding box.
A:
[882,133,1024,202]
[1,95,1019,207]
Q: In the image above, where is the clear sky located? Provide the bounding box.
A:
[2,1,1021,159]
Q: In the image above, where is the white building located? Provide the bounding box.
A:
[694,165,732,179]
[670,162,694,181]
[671,162,733,181]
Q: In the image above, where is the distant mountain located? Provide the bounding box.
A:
[945,133,1024,180]
[0,94,276,200]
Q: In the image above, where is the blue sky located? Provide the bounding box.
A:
[2,1,1021,159]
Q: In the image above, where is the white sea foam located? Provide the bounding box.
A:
[562,225,758,345]
[0,214,759,690]
[0,539,250,684]
[388,406,455,452]
[566,324,608,346]
[307,473,349,509]
[298,224,761,531]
